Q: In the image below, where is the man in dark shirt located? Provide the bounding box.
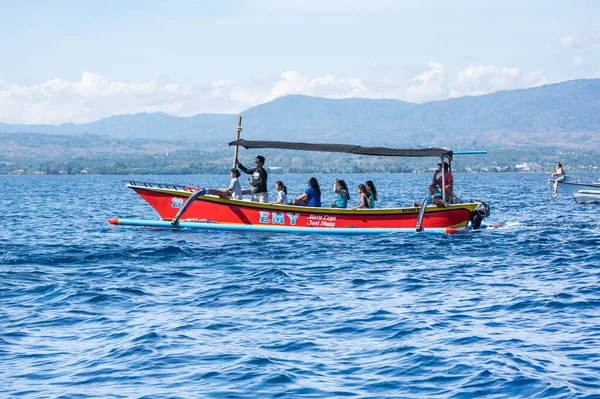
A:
[237,155,268,203]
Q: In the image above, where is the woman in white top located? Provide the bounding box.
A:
[270,181,288,205]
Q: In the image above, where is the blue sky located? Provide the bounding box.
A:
[1,0,599,124]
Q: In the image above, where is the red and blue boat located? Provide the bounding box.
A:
[109,119,489,234]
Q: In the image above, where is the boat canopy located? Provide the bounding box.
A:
[229,139,453,159]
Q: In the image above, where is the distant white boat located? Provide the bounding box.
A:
[556,179,600,204]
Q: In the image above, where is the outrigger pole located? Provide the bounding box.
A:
[232,116,242,167]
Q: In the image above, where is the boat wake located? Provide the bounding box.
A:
[497,220,600,231]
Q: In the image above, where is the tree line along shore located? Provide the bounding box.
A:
[1,132,599,175]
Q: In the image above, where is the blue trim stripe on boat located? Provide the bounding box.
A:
[109,218,452,234]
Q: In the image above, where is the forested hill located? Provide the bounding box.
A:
[1,78,599,150]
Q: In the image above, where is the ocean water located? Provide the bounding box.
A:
[1,173,599,399]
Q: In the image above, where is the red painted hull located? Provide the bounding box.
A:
[129,184,477,230]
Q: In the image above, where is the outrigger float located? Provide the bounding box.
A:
[108,118,490,234]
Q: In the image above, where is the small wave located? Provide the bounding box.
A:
[350,278,378,286]
[132,331,163,343]
[115,287,149,296]
[244,287,291,297]
[388,326,433,340]
[325,326,365,335]
[261,372,297,385]
[85,294,116,304]
[260,341,318,353]
[0,252,18,264]
[246,356,275,366]
[250,268,292,281]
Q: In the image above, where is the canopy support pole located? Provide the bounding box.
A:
[232,116,242,168]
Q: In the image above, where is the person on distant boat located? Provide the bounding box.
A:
[365,180,377,208]
[270,181,288,205]
[352,184,370,210]
[331,179,350,208]
[208,168,243,200]
[237,155,268,203]
[292,177,321,207]
[429,161,453,206]
[551,162,566,199]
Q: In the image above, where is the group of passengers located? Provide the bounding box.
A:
[211,154,451,208]
[286,177,377,209]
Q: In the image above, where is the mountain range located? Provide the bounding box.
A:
[1,78,599,150]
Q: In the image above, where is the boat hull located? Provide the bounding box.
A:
[558,181,600,204]
[126,182,479,231]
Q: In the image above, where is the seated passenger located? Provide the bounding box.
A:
[270,181,288,205]
[292,177,321,207]
[352,184,370,210]
[208,168,243,200]
[413,162,454,207]
[331,179,350,208]
[365,180,377,208]
[429,161,453,206]
[550,162,566,199]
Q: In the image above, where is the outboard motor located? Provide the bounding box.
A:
[468,200,490,230]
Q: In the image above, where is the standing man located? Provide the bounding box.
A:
[429,161,453,205]
[237,155,268,203]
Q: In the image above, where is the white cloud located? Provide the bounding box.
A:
[0,72,202,124]
[209,80,233,98]
[449,65,521,98]
[400,61,533,103]
[210,70,374,109]
[401,63,546,100]
[0,71,379,124]
[269,71,312,98]
[523,70,547,88]
[308,74,370,98]
[555,31,600,50]
[555,35,575,49]
[263,70,371,99]
[0,64,551,124]
[403,62,446,102]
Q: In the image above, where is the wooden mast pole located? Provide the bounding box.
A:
[441,156,446,202]
[232,116,242,168]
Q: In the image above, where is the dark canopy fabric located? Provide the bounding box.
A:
[229,139,453,158]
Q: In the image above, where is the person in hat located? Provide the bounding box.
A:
[237,155,268,203]
[429,161,453,205]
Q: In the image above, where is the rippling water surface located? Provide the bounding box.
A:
[1,173,599,398]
